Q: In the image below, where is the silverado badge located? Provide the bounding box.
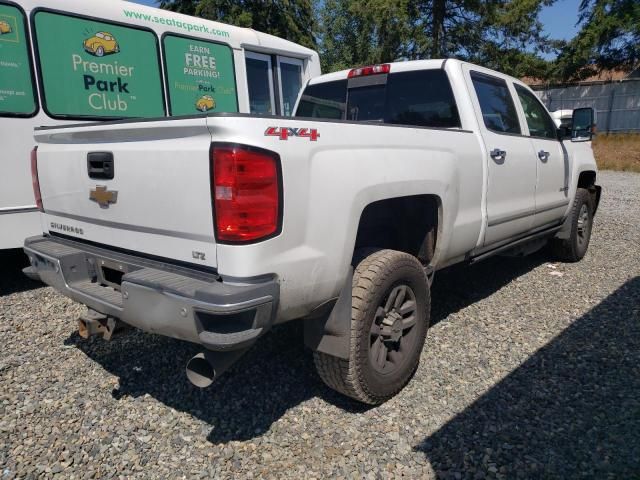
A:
[90,185,118,208]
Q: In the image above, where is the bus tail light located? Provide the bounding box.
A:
[30,147,43,212]
[212,144,281,243]
[348,64,391,78]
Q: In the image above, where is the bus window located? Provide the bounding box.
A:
[32,10,165,119]
[245,51,275,115]
[0,2,37,117]
[278,57,303,116]
[163,34,238,116]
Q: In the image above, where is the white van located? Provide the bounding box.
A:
[0,0,320,249]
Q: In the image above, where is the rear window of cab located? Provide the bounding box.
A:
[296,69,461,129]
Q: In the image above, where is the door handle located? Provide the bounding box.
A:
[87,152,114,180]
[538,150,550,161]
[490,148,507,162]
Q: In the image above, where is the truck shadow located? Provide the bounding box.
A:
[65,252,549,444]
[415,276,640,478]
[0,248,42,296]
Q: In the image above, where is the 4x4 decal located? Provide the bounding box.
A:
[265,126,320,141]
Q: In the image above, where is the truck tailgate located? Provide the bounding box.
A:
[33,118,217,267]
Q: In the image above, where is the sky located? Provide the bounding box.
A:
[129,0,584,58]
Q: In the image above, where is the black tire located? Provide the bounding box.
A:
[550,187,594,262]
[314,249,430,405]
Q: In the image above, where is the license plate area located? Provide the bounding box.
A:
[97,258,129,291]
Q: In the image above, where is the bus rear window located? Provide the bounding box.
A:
[33,11,165,119]
[296,69,460,129]
[0,3,37,117]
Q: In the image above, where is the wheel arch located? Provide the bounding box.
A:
[577,169,601,215]
[351,194,443,269]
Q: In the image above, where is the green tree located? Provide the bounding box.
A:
[319,0,423,71]
[158,0,198,15]
[158,0,317,50]
[556,0,639,80]
[320,0,556,78]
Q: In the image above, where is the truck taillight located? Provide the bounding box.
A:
[212,144,281,243]
[30,146,43,212]
[347,63,391,78]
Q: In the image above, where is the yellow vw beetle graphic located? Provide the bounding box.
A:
[195,95,215,112]
[0,19,12,34]
[84,32,119,57]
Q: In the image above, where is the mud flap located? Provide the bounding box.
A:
[303,267,353,360]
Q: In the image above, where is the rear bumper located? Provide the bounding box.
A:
[24,235,278,351]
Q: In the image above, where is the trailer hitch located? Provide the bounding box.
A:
[78,309,120,341]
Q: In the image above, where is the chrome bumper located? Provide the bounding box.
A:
[24,235,278,351]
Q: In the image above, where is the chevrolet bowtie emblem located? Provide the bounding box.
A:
[89,185,118,208]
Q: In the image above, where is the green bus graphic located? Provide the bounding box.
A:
[0,5,37,116]
[34,11,164,118]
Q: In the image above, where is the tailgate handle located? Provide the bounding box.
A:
[87,152,114,180]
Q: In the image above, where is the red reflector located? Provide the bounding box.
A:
[30,146,43,212]
[212,145,280,243]
[348,63,391,78]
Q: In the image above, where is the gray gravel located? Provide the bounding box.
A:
[1,170,639,479]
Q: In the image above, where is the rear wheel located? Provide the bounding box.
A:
[314,249,430,405]
[550,187,594,262]
[95,46,104,57]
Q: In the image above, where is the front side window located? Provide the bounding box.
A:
[33,11,165,119]
[471,72,521,134]
[163,34,237,116]
[0,2,37,116]
[515,84,557,140]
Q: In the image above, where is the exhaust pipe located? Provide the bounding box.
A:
[186,349,248,388]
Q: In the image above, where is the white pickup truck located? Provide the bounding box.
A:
[25,59,601,404]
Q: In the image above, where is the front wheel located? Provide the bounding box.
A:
[314,249,430,405]
[550,187,594,262]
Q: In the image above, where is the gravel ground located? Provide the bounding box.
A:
[1,170,639,479]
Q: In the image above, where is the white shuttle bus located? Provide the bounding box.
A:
[0,0,320,249]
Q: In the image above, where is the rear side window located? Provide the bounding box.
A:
[33,11,165,119]
[514,84,557,140]
[296,70,460,129]
[471,72,521,134]
[296,79,347,119]
[385,70,460,128]
[0,2,37,117]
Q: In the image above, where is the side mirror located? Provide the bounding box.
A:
[571,107,594,142]
[557,126,571,141]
